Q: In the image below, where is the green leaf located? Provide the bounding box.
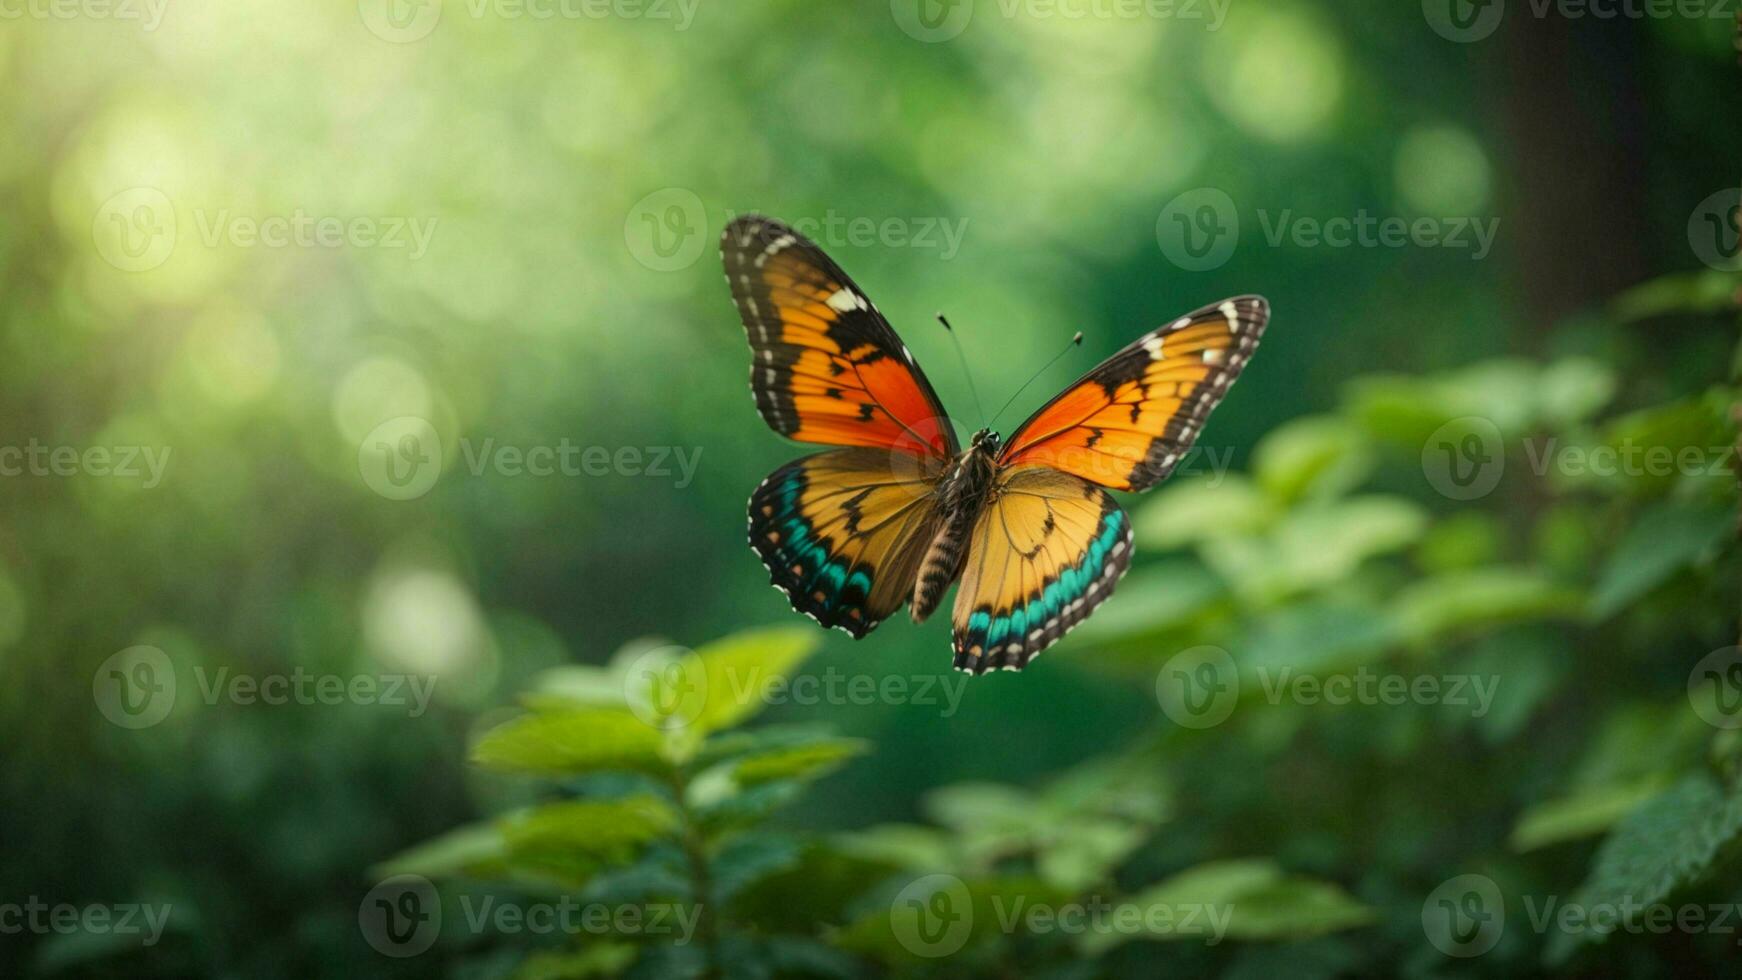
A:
[1081,859,1373,954]
[732,737,870,787]
[1133,475,1277,549]
[1587,501,1732,620]
[1066,561,1224,646]
[471,706,669,776]
[712,832,804,902]
[1609,270,1742,322]
[833,825,955,871]
[373,820,509,880]
[836,875,1074,963]
[681,625,822,737]
[1536,357,1617,427]
[1415,512,1506,573]
[1035,817,1148,893]
[499,796,678,883]
[1239,598,1397,679]
[502,796,677,857]
[1594,395,1733,498]
[1510,775,1672,852]
[1250,416,1375,503]
[1391,567,1582,645]
[1203,497,1427,604]
[1219,876,1376,941]
[1546,774,1742,964]
[514,943,640,980]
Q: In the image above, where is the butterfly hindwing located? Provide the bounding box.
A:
[952,465,1133,673]
[723,215,958,459]
[999,296,1268,491]
[749,448,944,638]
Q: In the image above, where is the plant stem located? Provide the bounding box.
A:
[669,766,722,977]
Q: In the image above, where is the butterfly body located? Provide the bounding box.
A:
[723,214,1267,674]
[911,427,1002,623]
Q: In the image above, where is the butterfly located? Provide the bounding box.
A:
[722,215,1267,674]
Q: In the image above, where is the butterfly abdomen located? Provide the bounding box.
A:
[911,437,1000,623]
[910,513,971,623]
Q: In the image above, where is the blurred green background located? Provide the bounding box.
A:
[2,0,1741,976]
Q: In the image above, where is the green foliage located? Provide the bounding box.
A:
[378,626,870,976]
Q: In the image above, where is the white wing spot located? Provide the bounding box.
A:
[1142,335,1166,360]
[826,288,866,313]
[1220,301,1239,332]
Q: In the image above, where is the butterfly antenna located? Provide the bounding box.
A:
[988,331,1084,430]
[936,313,987,428]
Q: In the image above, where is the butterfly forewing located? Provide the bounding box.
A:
[998,295,1268,491]
[722,215,958,459]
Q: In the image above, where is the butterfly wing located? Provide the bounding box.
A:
[997,296,1268,491]
[951,465,1133,673]
[749,448,944,637]
[723,215,959,459]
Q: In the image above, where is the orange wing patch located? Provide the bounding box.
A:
[723,216,957,459]
[999,296,1267,491]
